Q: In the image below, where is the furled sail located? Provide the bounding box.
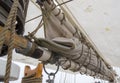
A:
[33,0,116,82]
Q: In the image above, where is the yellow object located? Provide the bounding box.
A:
[24,63,43,78]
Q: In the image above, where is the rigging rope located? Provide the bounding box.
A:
[27,5,55,39]
[28,0,73,38]
[0,0,19,82]
[25,15,42,23]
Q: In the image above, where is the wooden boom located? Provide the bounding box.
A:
[0,26,28,49]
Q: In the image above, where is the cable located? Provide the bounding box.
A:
[25,15,42,23]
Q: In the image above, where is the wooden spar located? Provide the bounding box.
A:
[0,26,28,49]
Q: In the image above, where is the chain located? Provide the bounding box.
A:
[2,0,19,83]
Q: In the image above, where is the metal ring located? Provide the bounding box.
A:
[55,9,61,16]
[43,62,60,75]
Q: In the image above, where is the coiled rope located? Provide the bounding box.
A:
[0,0,19,83]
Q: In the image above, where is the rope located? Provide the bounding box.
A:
[2,0,19,83]
[28,0,73,38]
[25,15,42,23]
[27,4,51,38]
[28,18,43,38]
